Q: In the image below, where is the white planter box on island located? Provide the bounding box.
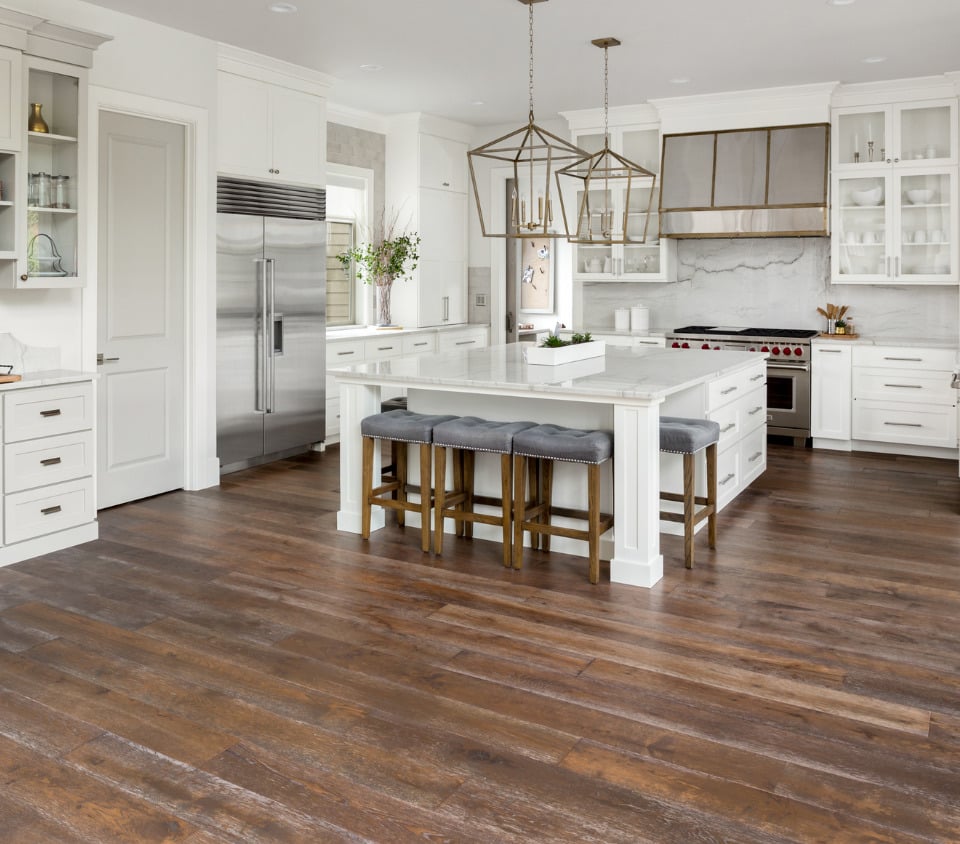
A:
[524,340,605,366]
[332,343,766,589]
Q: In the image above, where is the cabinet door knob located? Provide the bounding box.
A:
[20,274,28,281]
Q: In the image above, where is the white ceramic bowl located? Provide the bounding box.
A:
[850,187,882,206]
[906,188,935,204]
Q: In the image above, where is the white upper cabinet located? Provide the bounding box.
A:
[419,133,467,193]
[218,72,326,187]
[831,90,959,285]
[216,47,332,188]
[0,45,22,152]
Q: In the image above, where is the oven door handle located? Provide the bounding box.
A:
[768,363,810,373]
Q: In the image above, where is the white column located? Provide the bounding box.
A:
[610,400,664,587]
[336,380,385,533]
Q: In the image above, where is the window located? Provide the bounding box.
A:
[326,220,355,326]
[326,165,373,327]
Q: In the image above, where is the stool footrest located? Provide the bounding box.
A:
[661,492,711,506]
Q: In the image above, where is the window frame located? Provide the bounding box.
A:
[326,163,374,329]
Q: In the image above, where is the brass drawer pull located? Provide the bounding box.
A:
[40,408,62,417]
[41,505,62,516]
[40,457,62,466]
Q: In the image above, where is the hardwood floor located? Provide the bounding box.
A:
[0,443,958,842]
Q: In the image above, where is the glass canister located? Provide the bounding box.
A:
[35,172,52,207]
[52,175,70,209]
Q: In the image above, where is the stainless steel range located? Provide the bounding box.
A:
[666,325,819,445]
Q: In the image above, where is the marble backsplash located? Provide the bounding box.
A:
[579,237,959,342]
[0,332,60,373]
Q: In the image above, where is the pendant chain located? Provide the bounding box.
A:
[528,1,535,118]
[603,45,609,144]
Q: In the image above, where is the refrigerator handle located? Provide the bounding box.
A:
[267,258,276,413]
[255,259,267,412]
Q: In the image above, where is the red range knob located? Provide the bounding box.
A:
[771,346,781,355]
[782,347,792,355]
[760,345,770,353]
[671,341,680,348]
[713,345,721,350]
[748,346,757,352]
[681,342,690,349]
[794,347,803,356]
[701,343,710,349]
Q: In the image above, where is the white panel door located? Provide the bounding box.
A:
[97,111,185,508]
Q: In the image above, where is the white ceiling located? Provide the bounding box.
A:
[80,0,960,126]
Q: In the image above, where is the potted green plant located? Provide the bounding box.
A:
[336,211,421,326]
[526,328,605,366]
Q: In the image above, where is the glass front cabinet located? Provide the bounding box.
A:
[832,98,958,284]
[562,107,677,282]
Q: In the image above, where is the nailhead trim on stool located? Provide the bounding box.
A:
[361,410,457,553]
[659,416,720,569]
[432,417,537,567]
[511,424,614,584]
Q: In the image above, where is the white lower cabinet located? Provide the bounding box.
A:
[1,378,97,567]
[852,345,957,448]
[326,326,489,442]
[811,342,853,443]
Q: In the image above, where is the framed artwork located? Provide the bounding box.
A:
[519,237,554,313]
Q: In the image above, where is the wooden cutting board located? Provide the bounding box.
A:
[0,374,22,383]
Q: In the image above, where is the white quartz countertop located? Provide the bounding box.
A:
[333,343,763,401]
[0,370,96,391]
[812,335,958,351]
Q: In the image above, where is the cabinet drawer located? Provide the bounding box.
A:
[4,430,94,493]
[327,340,365,365]
[852,400,957,447]
[740,386,768,435]
[853,346,956,371]
[4,477,95,546]
[364,337,403,360]
[741,425,767,488]
[716,444,740,510]
[402,333,437,355]
[707,403,741,449]
[438,329,488,352]
[707,363,765,412]
[4,382,94,443]
[853,370,956,405]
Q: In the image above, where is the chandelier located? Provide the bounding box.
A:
[467,0,588,239]
[556,38,656,245]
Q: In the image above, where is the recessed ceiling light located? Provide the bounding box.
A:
[359,63,383,72]
[669,77,691,85]
[268,2,297,12]
[826,0,856,6]
[470,100,485,107]
[862,56,887,64]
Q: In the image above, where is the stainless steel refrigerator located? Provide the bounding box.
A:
[216,178,326,473]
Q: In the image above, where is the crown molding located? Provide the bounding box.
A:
[0,4,110,66]
[831,74,960,108]
[327,102,388,135]
[217,42,334,97]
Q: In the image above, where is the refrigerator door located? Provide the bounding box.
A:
[262,217,326,455]
[217,213,266,467]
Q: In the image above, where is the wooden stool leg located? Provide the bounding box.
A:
[512,454,526,570]
[706,443,718,550]
[683,452,695,569]
[463,449,475,539]
[361,435,375,539]
[395,442,408,527]
[587,462,601,585]
[527,456,540,550]
[433,444,446,555]
[540,458,554,553]
[500,452,513,568]
[418,443,432,553]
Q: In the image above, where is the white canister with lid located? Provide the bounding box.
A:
[630,304,650,332]
[615,307,630,331]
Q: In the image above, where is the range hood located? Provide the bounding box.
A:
[659,123,830,238]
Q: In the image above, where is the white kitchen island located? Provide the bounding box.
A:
[334,343,766,589]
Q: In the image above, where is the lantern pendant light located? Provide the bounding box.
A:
[468,0,589,239]
[556,38,657,246]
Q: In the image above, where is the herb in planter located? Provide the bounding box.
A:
[539,331,593,349]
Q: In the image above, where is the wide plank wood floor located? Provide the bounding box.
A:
[0,442,958,843]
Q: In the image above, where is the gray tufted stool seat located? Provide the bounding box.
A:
[511,424,615,585]
[360,409,457,553]
[431,416,537,567]
[659,416,721,569]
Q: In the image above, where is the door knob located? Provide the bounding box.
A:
[97,353,120,365]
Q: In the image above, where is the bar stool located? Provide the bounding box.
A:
[361,409,457,552]
[511,424,614,585]
[659,417,720,569]
[431,416,536,567]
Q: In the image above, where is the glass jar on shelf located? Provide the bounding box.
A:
[52,175,70,209]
